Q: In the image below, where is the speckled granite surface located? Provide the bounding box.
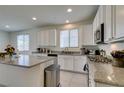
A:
[0,55,56,68]
[89,60,124,86]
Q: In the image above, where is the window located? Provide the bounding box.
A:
[17,34,29,51]
[60,29,78,48]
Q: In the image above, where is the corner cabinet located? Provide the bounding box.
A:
[37,29,56,47]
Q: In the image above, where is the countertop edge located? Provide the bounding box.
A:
[0,57,57,68]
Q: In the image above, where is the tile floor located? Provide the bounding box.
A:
[60,71,88,87]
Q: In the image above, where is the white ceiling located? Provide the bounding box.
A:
[0,5,98,32]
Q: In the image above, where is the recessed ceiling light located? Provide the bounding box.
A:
[66,20,69,23]
[5,25,10,28]
[67,8,72,12]
[32,17,37,21]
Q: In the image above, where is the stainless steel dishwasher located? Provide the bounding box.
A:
[44,64,60,87]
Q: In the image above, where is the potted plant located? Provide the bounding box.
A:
[4,45,15,60]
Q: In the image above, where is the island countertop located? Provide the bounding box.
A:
[0,55,57,68]
[88,59,124,87]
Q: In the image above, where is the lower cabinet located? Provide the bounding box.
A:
[58,55,87,73]
[58,55,73,71]
[73,56,87,73]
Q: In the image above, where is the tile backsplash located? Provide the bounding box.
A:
[98,42,124,55]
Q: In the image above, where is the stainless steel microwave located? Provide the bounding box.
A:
[95,23,104,44]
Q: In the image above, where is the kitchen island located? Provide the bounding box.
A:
[0,55,57,87]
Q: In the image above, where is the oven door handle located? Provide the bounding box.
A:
[83,64,89,72]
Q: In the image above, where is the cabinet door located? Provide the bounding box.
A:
[37,31,41,47]
[40,31,46,46]
[44,30,49,46]
[37,31,46,46]
[115,6,124,38]
[96,10,99,29]
[63,56,73,71]
[104,5,112,42]
[58,55,64,69]
[93,18,96,44]
[49,30,56,46]
[58,55,73,71]
[73,56,87,73]
[83,24,93,45]
[99,6,104,24]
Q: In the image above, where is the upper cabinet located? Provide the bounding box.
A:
[82,24,93,45]
[115,6,124,39]
[93,5,124,43]
[99,6,104,24]
[104,6,113,42]
[93,6,104,32]
[37,29,56,47]
[49,30,56,46]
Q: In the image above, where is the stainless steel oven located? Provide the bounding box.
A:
[95,23,104,44]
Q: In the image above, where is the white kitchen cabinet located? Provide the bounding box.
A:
[115,6,124,38]
[82,24,93,45]
[58,55,87,73]
[92,5,117,43]
[38,30,48,46]
[73,56,87,73]
[58,55,73,71]
[104,5,113,42]
[63,56,73,71]
[37,29,56,47]
[45,31,50,46]
[96,9,100,29]
[93,18,96,32]
[93,17,96,44]
[58,55,64,69]
[92,6,102,44]
[49,30,56,46]
[99,6,104,24]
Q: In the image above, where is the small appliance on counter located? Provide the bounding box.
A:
[95,50,100,55]
[36,48,51,53]
[81,45,99,55]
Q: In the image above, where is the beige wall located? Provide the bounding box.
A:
[0,31,10,51]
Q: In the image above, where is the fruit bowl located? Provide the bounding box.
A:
[111,50,124,67]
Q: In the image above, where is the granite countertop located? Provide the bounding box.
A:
[0,55,57,68]
[32,51,83,56]
[88,59,124,86]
